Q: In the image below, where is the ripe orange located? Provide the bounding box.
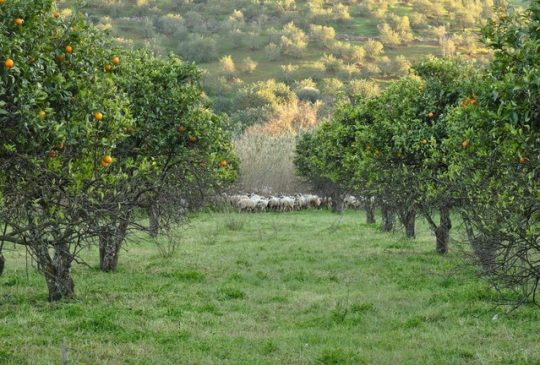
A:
[219,160,228,168]
[0,0,5,5]
[101,160,110,168]
[65,45,73,54]
[38,111,46,119]
[48,150,58,159]
[103,155,113,164]
[54,11,61,18]
[4,58,14,69]
[462,140,470,148]
[104,63,112,72]
[15,18,23,26]
[94,112,103,121]
[112,56,120,65]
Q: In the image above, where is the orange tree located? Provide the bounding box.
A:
[444,3,539,302]
[295,100,381,222]
[0,1,132,300]
[349,59,476,247]
[295,114,354,214]
[93,49,237,272]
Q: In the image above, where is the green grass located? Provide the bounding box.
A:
[1,210,539,364]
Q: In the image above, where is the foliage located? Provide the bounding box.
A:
[0,0,237,300]
[0,0,132,300]
[444,3,540,302]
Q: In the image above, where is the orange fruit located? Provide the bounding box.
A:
[38,111,46,119]
[48,150,58,159]
[65,45,73,54]
[428,112,434,119]
[4,58,14,69]
[104,63,112,72]
[462,140,470,148]
[101,160,110,168]
[112,56,120,65]
[102,155,113,164]
[15,18,23,26]
[55,54,65,63]
[94,112,103,121]
[0,0,5,5]
[54,11,61,18]
[219,160,228,168]
[519,156,526,165]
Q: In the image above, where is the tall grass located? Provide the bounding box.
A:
[233,101,320,194]
[234,131,309,194]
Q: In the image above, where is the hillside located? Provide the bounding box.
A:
[60,0,526,131]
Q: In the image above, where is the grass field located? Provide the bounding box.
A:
[1,210,539,364]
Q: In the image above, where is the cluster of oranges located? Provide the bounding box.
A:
[101,155,113,168]
[104,56,120,72]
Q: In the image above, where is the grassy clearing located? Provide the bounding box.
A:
[1,210,539,364]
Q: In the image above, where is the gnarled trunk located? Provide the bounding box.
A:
[435,207,452,254]
[34,242,75,302]
[399,207,416,239]
[462,213,496,273]
[148,203,160,238]
[381,203,395,232]
[365,198,376,224]
[331,195,345,214]
[99,218,129,272]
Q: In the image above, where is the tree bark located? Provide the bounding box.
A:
[400,207,416,238]
[99,218,129,272]
[148,203,160,238]
[331,195,345,214]
[35,242,75,302]
[365,198,376,224]
[0,254,4,276]
[435,206,452,254]
[381,203,395,232]
[462,213,496,273]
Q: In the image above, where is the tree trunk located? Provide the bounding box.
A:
[365,198,376,224]
[148,203,160,238]
[331,195,344,214]
[99,218,129,272]
[381,203,395,232]
[0,254,4,276]
[400,207,416,238]
[38,243,75,302]
[462,213,496,273]
[435,207,452,254]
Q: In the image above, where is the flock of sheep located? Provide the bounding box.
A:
[223,193,363,212]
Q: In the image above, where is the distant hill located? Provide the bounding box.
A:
[62,0,527,132]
